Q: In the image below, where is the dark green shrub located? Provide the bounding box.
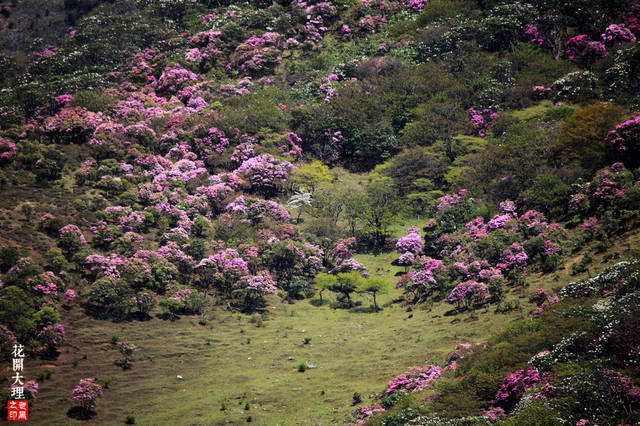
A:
[523,174,571,219]
[0,245,21,273]
[84,277,134,320]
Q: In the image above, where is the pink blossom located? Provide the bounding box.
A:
[447,280,490,305]
[386,365,442,394]
[522,24,544,46]
[490,369,540,412]
[396,227,423,254]
[245,272,277,294]
[71,378,103,411]
[55,94,73,107]
[582,217,598,233]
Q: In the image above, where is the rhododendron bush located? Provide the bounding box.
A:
[235,154,295,196]
[396,190,566,308]
[606,116,640,168]
[71,378,103,413]
[385,365,442,394]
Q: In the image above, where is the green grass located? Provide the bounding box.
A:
[30,279,524,425]
[510,100,553,121]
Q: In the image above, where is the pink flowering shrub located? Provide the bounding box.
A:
[195,249,250,296]
[198,127,229,155]
[401,0,427,12]
[0,325,16,361]
[582,217,598,236]
[569,164,637,226]
[132,291,157,314]
[529,288,550,306]
[445,342,487,369]
[522,24,544,46]
[358,15,387,34]
[37,324,65,354]
[226,195,291,224]
[245,271,278,294]
[469,108,499,137]
[563,34,608,66]
[530,293,559,317]
[396,257,447,303]
[497,242,528,272]
[601,24,636,46]
[498,200,517,217]
[279,132,303,159]
[170,289,192,302]
[489,369,540,412]
[564,35,590,60]
[606,115,640,167]
[437,189,469,214]
[239,271,278,312]
[0,136,17,162]
[621,2,640,34]
[32,271,62,297]
[447,280,490,307]
[228,43,282,76]
[486,214,513,231]
[71,378,103,413]
[25,380,39,398]
[84,253,127,279]
[543,240,560,255]
[331,238,356,264]
[65,289,76,302]
[153,64,198,94]
[386,365,442,394]
[518,210,548,236]
[355,405,385,423]
[59,224,87,253]
[396,227,423,254]
[331,257,370,277]
[231,141,256,164]
[43,107,103,144]
[398,251,415,267]
[55,94,73,107]
[532,85,551,100]
[235,154,295,196]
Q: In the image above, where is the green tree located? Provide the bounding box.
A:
[524,173,571,218]
[357,277,390,311]
[342,191,366,238]
[32,307,60,331]
[314,273,335,302]
[359,177,399,252]
[375,147,448,195]
[290,160,332,194]
[307,184,343,226]
[555,102,627,171]
[0,286,37,339]
[328,271,364,307]
[399,98,471,149]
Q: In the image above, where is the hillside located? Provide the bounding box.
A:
[1,0,640,425]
